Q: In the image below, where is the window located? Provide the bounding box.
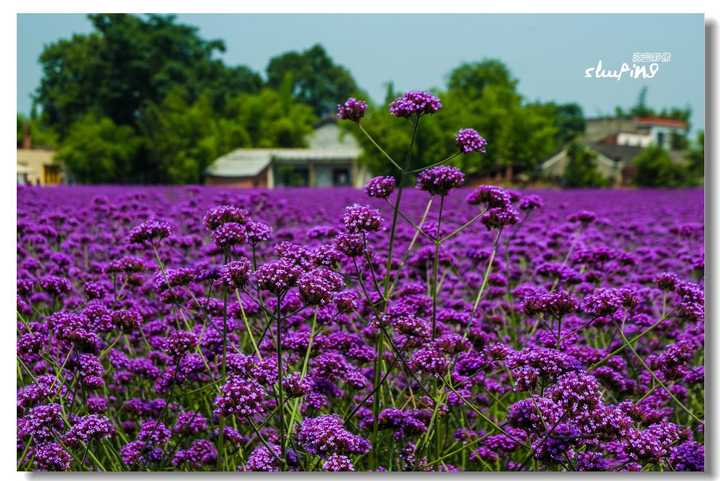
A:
[275,165,309,187]
[656,131,665,148]
[43,165,60,185]
[332,168,351,186]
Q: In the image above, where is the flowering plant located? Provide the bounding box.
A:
[16,91,704,472]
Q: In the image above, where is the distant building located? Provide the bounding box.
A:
[206,121,369,188]
[16,131,63,185]
[584,116,687,148]
[542,142,643,185]
[541,116,688,185]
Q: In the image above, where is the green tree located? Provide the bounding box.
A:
[561,142,610,187]
[266,44,361,116]
[632,145,688,187]
[539,102,586,144]
[687,131,704,177]
[629,86,654,117]
[33,14,275,183]
[17,113,58,149]
[349,60,559,181]
[447,60,518,98]
[36,14,260,135]
[56,114,142,183]
[140,87,316,183]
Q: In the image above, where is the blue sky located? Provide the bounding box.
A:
[17,13,705,132]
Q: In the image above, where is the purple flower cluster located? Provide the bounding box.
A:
[365,176,396,199]
[389,91,442,117]
[336,97,368,122]
[416,166,465,196]
[296,415,370,456]
[455,128,487,153]
[342,203,383,233]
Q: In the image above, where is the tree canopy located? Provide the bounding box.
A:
[35,14,315,184]
[345,60,572,182]
[561,142,610,188]
[266,44,363,117]
[632,145,689,187]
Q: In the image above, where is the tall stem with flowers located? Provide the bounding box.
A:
[337,92,519,469]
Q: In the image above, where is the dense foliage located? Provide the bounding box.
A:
[33,14,318,184]
[17,95,704,471]
[562,143,611,188]
[344,62,582,181]
[632,146,694,188]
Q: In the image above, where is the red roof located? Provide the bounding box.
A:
[633,117,688,129]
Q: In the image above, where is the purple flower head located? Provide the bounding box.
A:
[213,222,247,249]
[245,444,280,472]
[164,330,198,360]
[519,194,544,211]
[298,267,344,306]
[455,128,487,153]
[336,97,368,122]
[218,258,252,290]
[669,440,704,471]
[323,454,355,471]
[39,276,71,296]
[342,203,383,233]
[334,290,359,313]
[33,443,71,471]
[282,372,313,398]
[19,403,64,442]
[507,396,562,432]
[522,290,578,318]
[204,205,249,231]
[296,415,371,456]
[246,220,272,244]
[129,220,172,244]
[64,414,115,446]
[568,210,597,225]
[410,347,448,376]
[416,166,465,196]
[481,206,520,230]
[255,259,302,295]
[389,91,442,117]
[365,176,396,199]
[655,272,680,291]
[121,440,164,467]
[546,371,603,414]
[335,233,365,257]
[466,185,512,209]
[173,439,217,468]
[173,411,208,435]
[214,376,266,418]
[137,419,172,446]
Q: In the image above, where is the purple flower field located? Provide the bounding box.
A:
[14,88,707,472]
[16,184,704,472]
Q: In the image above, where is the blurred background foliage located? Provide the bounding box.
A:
[18,14,703,187]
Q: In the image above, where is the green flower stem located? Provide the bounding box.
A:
[471,228,503,313]
[616,327,704,425]
[235,289,262,360]
[275,294,287,469]
[406,151,461,174]
[358,123,404,173]
[440,208,488,243]
[431,195,446,340]
[589,315,668,370]
[285,313,318,451]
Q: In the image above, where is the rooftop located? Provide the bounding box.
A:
[633,116,688,129]
[206,123,361,178]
